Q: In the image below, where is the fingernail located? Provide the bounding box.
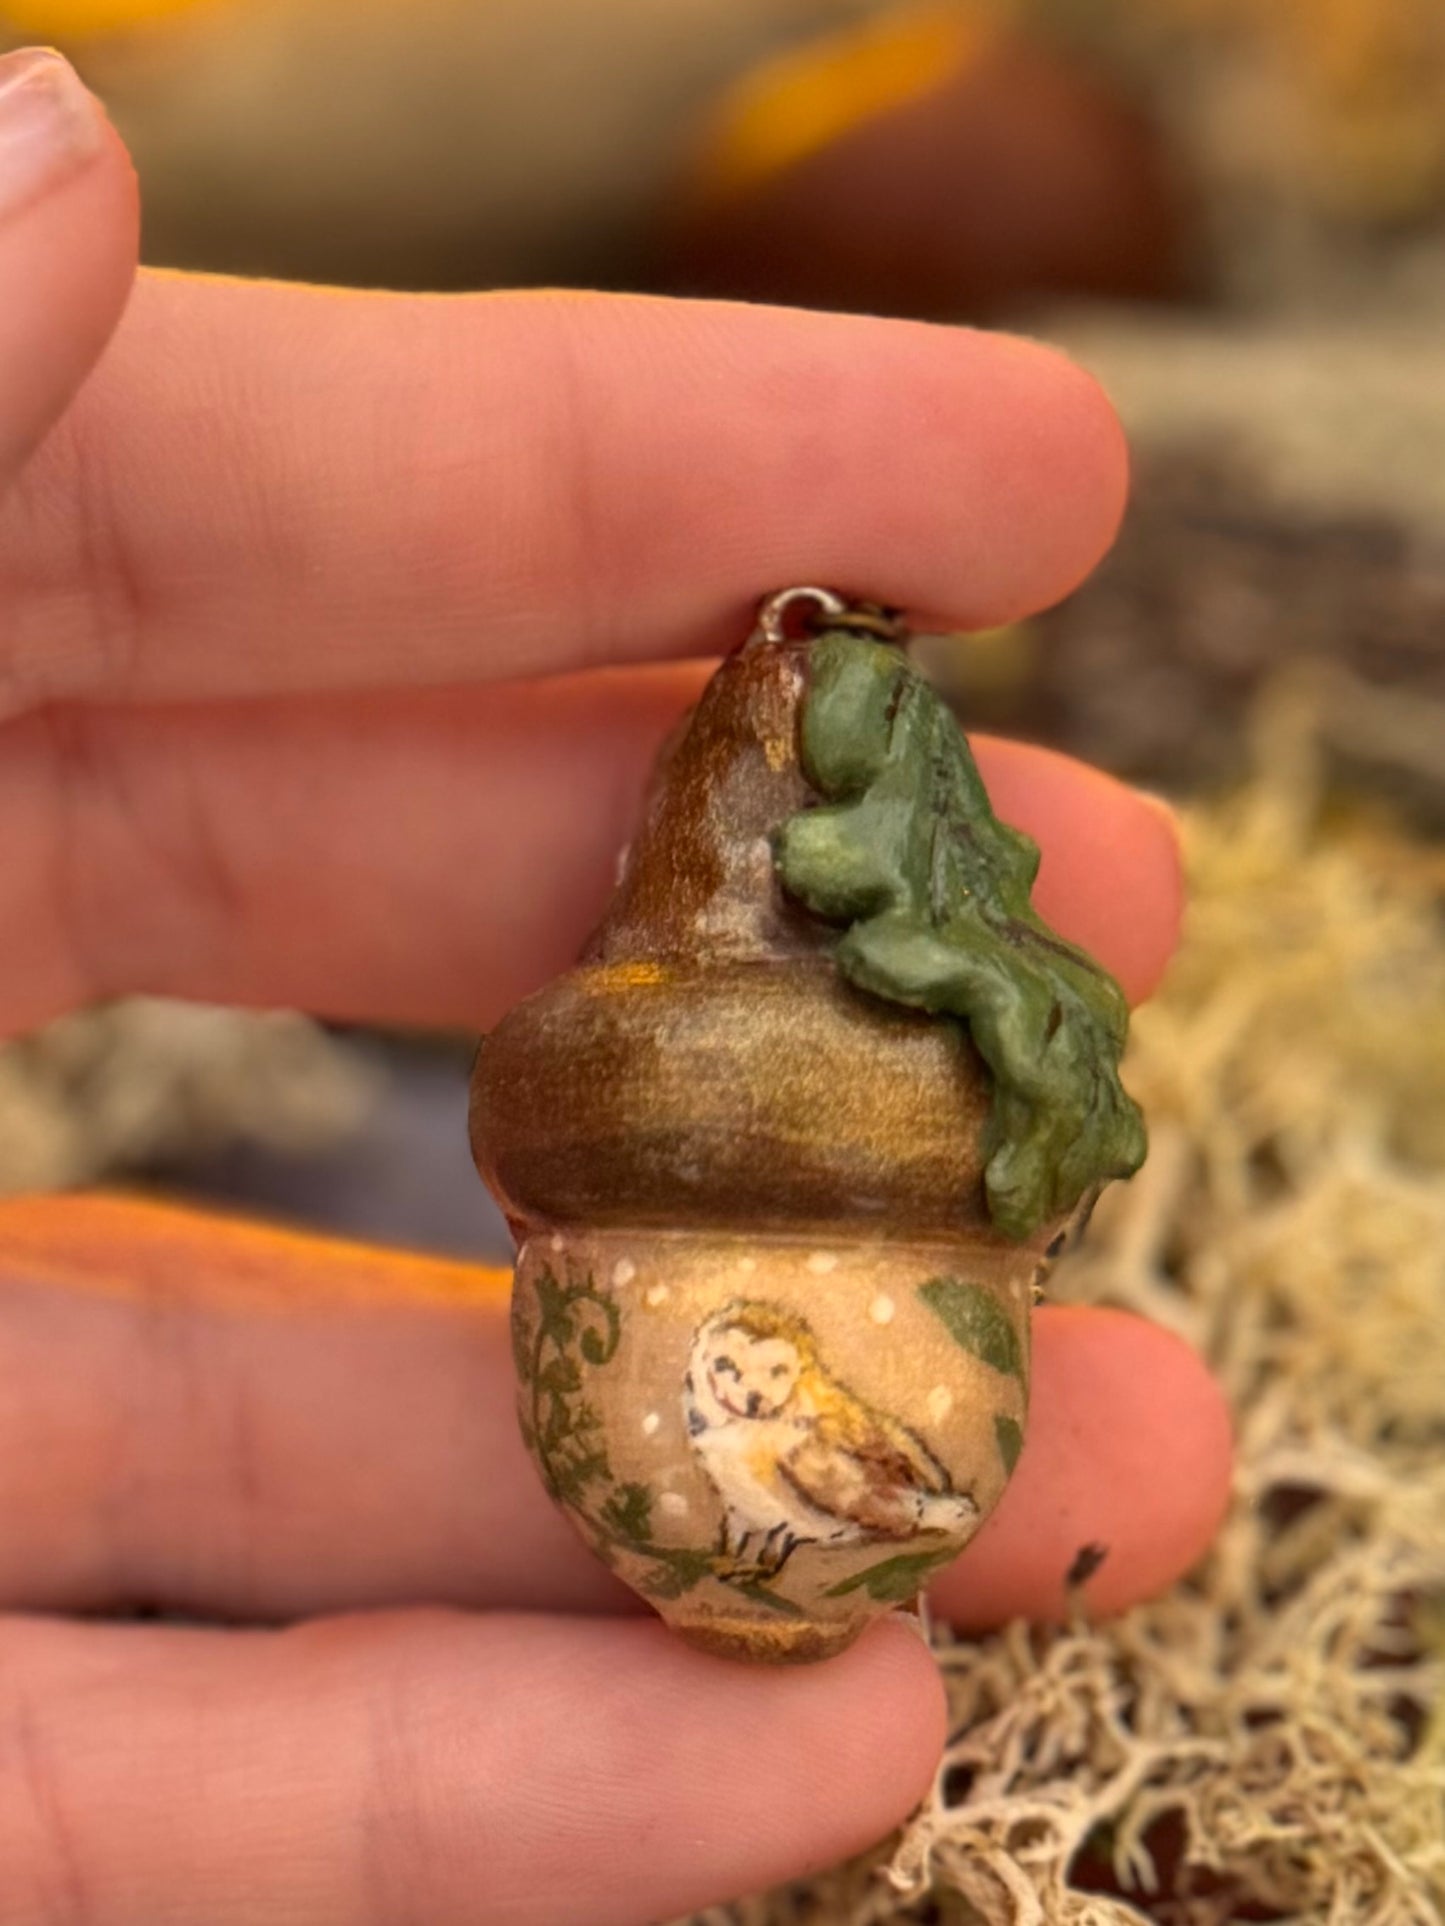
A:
[0,48,104,224]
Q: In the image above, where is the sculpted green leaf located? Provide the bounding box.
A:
[776,631,1146,1239]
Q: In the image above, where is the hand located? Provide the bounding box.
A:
[0,51,1230,1926]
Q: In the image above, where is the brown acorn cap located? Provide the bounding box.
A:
[470,634,1049,1250]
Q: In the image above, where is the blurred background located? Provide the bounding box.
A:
[1,7,1441,1922]
[3,0,1441,1264]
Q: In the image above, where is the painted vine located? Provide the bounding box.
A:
[515,1263,803,1615]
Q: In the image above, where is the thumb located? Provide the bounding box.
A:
[0,46,138,486]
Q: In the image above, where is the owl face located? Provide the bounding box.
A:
[692,1315,803,1422]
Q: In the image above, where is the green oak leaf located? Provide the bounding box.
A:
[776,631,1146,1239]
[919,1277,1024,1381]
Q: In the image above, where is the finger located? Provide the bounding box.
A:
[0,269,1126,714]
[0,1608,945,1926]
[928,1306,1233,1629]
[0,48,137,482]
[0,672,1181,1034]
[0,1197,1229,1625]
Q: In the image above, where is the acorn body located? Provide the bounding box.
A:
[508,1226,1030,1660]
[471,598,1139,1660]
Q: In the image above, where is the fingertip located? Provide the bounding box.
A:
[465,1613,950,1919]
[978,334,1131,620]
[824,1614,950,1822]
[88,91,141,253]
[611,1613,948,1890]
[0,50,138,479]
[931,1306,1232,1632]
[971,737,1185,1004]
[667,1612,947,1854]
[527,297,1133,649]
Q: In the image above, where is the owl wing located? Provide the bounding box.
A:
[779,1404,950,1538]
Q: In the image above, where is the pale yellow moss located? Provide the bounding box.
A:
[0,999,376,1195]
[687,683,1445,1922]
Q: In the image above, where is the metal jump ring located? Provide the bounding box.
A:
[750,586,907,648]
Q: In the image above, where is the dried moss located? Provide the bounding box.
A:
[0,999,375,1194]
[684,681,1445,1925]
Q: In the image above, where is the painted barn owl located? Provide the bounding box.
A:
[683,1300,978,1575]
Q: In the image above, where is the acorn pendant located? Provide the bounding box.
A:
[470,589,1145,1662]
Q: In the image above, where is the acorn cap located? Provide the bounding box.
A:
[470,633,1045,1249]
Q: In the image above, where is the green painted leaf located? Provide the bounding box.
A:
[776,631,1146,1239]
[536,1355,581,1396]
[995,1413,1024,1475]
[735,1579,806,1618]
[825,1545,959,1603]
[547,1444,609,1505]
[510,1305,535,1386]
[533,1266,577,1347]
[639,1548,717,1599]
[601,1481,653,1544]
[578,1294,621,1366]
[919,1278,1023,1381]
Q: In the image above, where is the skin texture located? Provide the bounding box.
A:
[0,52,1228,1925]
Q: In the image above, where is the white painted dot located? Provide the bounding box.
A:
[612,1258,637,1287]
[645,1283,669,1308]
[641,1412,661,1437]
[928,1385,954,1424]
[737,1256,757,1276]
[659,1492,690,1518]
[549,1234,564,1253]
[807,1251,839,1275]
[869,1293,896,1326]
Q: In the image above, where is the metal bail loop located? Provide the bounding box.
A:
[749,586,910,649]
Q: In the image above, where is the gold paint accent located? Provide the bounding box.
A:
[588,961,669,992]
[473,958,1018,1240]
[761,719,793,774]
[675,1614,861,1665]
